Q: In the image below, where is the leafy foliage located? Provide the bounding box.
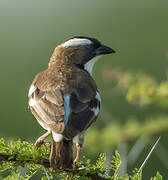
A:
[0,138,162,180]
[102,69,168,107]
[84,115,168,156]
[111,151,121,179]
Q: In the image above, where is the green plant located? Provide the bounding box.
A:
[0,138,162,180]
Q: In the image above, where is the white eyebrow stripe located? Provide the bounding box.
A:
[62,38,92,47]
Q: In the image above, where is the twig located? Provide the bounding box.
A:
[0,153,50,167]
[42,166,50,180]
[138,136,161,172]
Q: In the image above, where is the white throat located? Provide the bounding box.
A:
[84,56,100,75]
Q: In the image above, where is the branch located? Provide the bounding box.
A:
[0,153,106,180]
[0,153,50,167]
[0,139,162,180]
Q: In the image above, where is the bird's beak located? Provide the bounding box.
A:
[96,45,115,56]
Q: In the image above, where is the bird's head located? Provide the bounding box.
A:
[49,36,115,74]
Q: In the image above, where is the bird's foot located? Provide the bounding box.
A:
[73,144,81,169]
[34,138,44,148]
[34,138,51,148]
[73,157,80,169]
[34,132,51,148]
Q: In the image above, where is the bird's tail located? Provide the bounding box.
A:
[49,138,73,170]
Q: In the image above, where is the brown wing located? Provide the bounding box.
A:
[63,70,100,139]
[28,70,65,134]
[28,68,100,139]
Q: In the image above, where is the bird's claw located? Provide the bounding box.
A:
[34,138,51,148]
[34,139,44,148]
[73,158,80,169]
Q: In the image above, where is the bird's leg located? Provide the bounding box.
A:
[73,144,82,166]
[35,131,51,148]
[73,132,86,167]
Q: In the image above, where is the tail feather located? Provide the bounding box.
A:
[50,139,73,170]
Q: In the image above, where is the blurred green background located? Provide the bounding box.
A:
[0,0,168,179]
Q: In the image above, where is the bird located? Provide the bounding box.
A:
[28,36,115,170]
